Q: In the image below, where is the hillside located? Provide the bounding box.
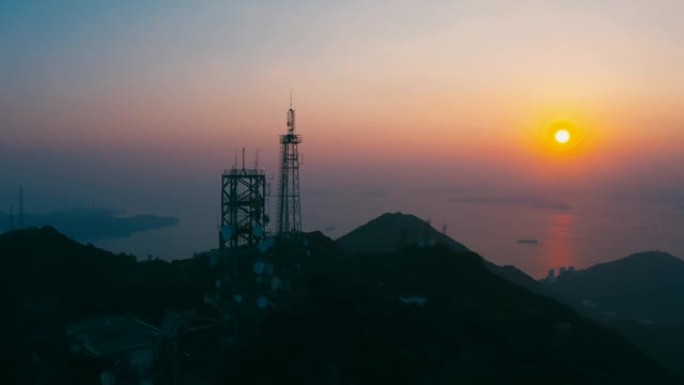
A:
[334,213,684,381]
[0,227,137,316]
[335,212,556,297]
[336,212,469,254]
[541,251,684,378]
[548,251,684,324]
[613,321,684,379]
[223,246,680,384]
[0,227,214,384]
[2,227,681,384]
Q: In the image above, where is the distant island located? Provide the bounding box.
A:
[516,239,539,245]
[0,208,179,240]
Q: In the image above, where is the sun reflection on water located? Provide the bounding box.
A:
[543,213,576,276]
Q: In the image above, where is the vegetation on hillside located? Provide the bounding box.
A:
[1,226,681,384]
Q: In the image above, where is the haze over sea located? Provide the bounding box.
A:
[94,194,684,279]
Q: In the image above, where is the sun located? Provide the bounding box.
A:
[554,129,571,144]
[537,116,588,154]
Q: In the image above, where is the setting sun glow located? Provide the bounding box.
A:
[538,117,589,155]
[554,129,571,144]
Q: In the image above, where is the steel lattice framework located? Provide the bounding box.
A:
[220,165,267,250]
[277,107,302,237]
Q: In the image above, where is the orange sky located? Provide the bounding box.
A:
[1,0,683,219]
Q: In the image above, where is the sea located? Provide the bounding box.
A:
[92,193,684,279]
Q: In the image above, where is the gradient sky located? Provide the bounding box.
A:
[2,1,683,260]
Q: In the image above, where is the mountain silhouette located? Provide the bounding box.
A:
[3,226,682,384]
[540,251,684,379]
[336,212,469,254]
[0,227,214,383]
[333,213,684,380]
[335,212,554,296]
[548,251,684,324]
[227,244,680,384]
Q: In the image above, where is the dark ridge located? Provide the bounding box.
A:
[613,321,684,379]
[336,212,469,255]
[2,227,681,384]
[336,212,559,297]
[225,246,680,384]
[550,251,684,323]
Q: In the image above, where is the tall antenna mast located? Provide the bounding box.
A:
[18,186,25,229]
[277,97,303,238]
[9,206,14,231]
[241,147,246,170]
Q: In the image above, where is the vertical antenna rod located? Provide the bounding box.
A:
[18,186,25,229]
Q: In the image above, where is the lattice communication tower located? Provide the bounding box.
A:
[276,105,302,237]
[219,150,268,250]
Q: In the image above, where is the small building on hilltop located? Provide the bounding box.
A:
[68,316,164,385]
